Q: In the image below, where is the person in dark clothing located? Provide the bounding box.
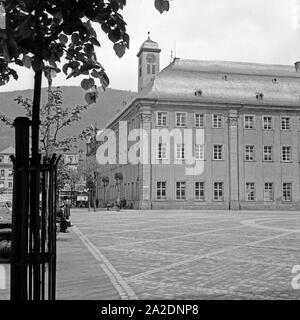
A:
[57,205,68,233]
[64,200,72,227]
[121,198,127,209]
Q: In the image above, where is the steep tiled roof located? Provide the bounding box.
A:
[105,59,300,129]
[140,59,300,107]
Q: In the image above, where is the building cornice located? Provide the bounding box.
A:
[137,48,161,58]
[105,97,300,130]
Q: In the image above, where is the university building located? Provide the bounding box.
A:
[94,36,300,210]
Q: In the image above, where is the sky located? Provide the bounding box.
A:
[0,0,300,92]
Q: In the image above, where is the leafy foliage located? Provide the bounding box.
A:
[0,87,90,156]
[0,0,170,95]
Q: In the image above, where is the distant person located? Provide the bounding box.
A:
[57,204,68,233]
[64,200,72,227]
[116,197,121,211]
[121,198,127,209]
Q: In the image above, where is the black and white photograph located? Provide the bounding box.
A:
[0,0,299,316]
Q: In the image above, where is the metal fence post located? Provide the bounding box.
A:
[10,117,30,300]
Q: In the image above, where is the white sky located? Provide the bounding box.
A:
[1,0,300,92]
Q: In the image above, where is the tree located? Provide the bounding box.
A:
[0,87,89,156]
[81,155,101,211]
[0,0,170,161]
[102,176,109,205]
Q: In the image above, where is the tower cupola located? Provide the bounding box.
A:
[137,33,161,92]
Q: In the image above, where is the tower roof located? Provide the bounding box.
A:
[137,33,161,57]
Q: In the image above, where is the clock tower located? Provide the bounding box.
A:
[137,33,161,92]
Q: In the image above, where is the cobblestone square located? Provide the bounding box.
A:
[1,209,299,300]
[59,209,300,300]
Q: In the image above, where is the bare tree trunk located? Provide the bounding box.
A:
[30,69,42,300]
[32,70,42,159]
[93,189,96,212]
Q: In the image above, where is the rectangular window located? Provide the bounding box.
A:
[281,117,290,130]
[139,67,142,77]
[282,183,292,202]
[0,169,4,177]
[176,144,185,159]
[194,114,205,128]
[147,64,151,74]
[152,65,156,74]
[213,145,223,160]
[156,112,167,126]
[176,182,186,200]
[195,144,205,160]
[245,145,255,161]
[246,183,255,201]
[0,156,3,163]
[264,183,274,202]
[157,143,167,159]
[263,146,273,161]
[244,115,255,129]
[176,112,187,127]
[212,114,223,128]
[213,182,224,201]
[281,146,292,162]
[156,181,166,200]
[8,181,13,188]
[195,182,205,201]
[263,116,273,130]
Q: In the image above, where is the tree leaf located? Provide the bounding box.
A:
[154,0,170,14]
[84,43,94,58]
[81,78,95,90]
[90,37,100,46]
[108,28,122,43]
[32,57,44,71]
[15,58,24,66]
[10,69,18,80]
[22,55,32,68]
[84,91,97,105]
[113,42,126,58]
[59,33,68,45]
[101,23,110,33]
[71,33,80,44]
[123,33,130,49]
[110,0,119,12]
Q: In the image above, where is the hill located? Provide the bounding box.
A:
[0,86,136,152]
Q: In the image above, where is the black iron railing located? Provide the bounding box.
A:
[10,117,60,300]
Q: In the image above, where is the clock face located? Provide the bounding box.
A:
[146,53,156,63]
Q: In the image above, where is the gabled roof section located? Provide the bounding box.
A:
[139,59,300,107]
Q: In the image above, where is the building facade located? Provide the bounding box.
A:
[94,37,300,210]
[0,146,14,202]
